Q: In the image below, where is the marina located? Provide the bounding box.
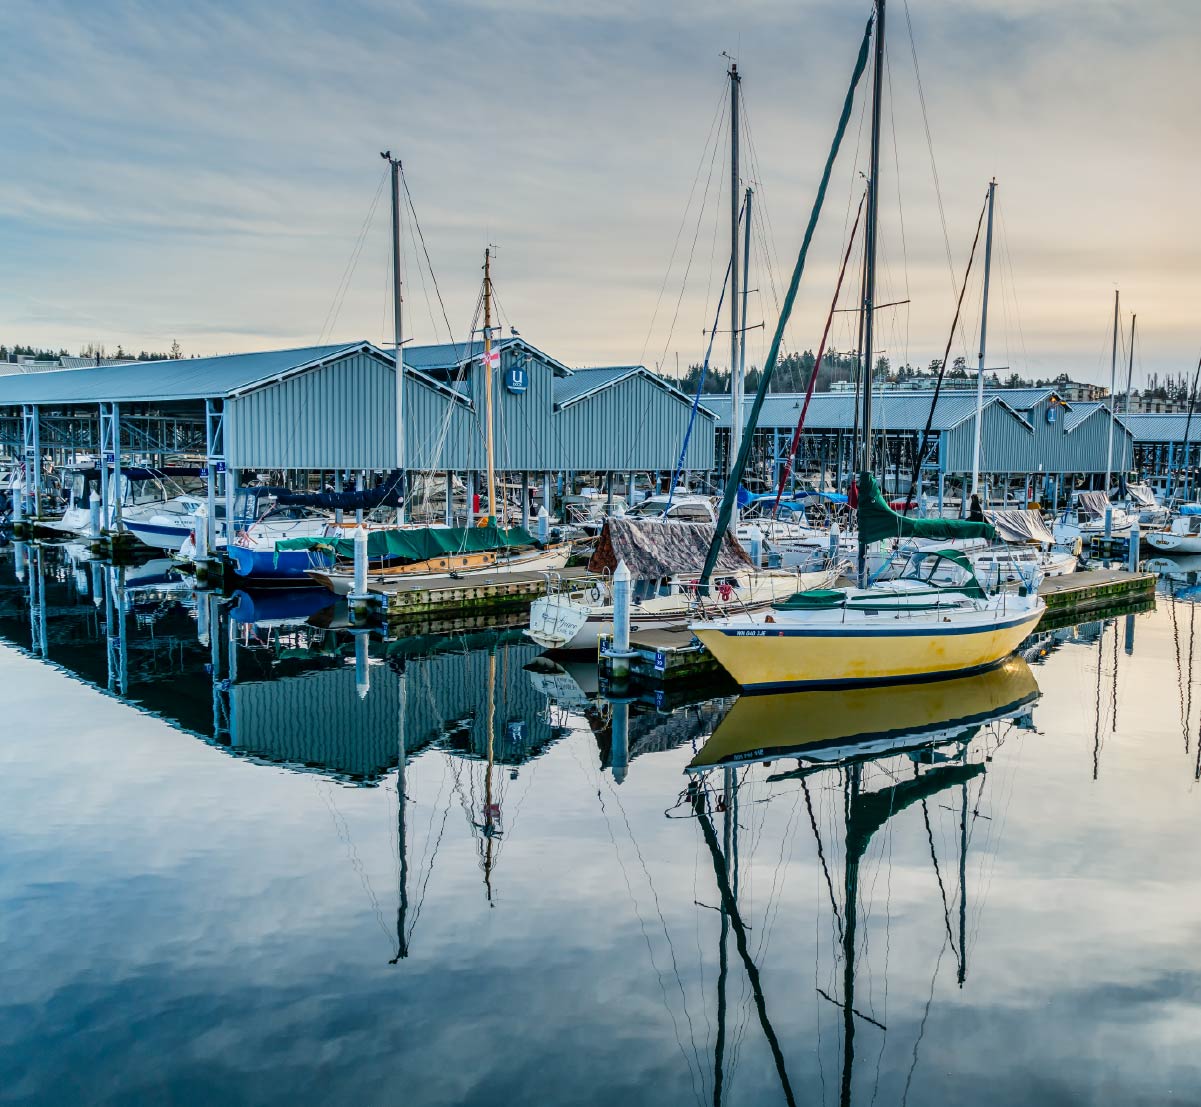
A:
[3,0,1200,1101]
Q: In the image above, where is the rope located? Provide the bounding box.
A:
[772,188,866,516]
[701,14,875,590]
[900,188,989,516]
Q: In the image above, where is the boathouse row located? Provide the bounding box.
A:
[0,337,715,510]
[702,387,1184,499]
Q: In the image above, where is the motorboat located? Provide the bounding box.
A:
[1146,504,1201,555]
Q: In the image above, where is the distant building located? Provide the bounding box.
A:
[0,354,137,377]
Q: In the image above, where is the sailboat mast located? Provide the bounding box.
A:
[1104,289,1120,491]
[1125,313,1137,416]
[739,185,754,442]
[483,249,497,523]
[382,151,407,523]
[957,776,968,986]
[728,63,743,505]
[859,0,886,475]
[971,179,997,499]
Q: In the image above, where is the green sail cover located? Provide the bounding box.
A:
[275,525,536,562]
[856,472,995,545]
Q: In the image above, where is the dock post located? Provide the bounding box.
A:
[1104,507,1113,540]
[466,473,477,526]
[610,699,630,784]
[537,505,549,545]
[609,560,633,684]
[521,472,530,529]
[747,524,763,568]
[89,491,101,539]
[11,482,23,528]
[194,505,209,561]
[1128,520,1140,572]
[354,630,371,700]
[353,525,368,597]
[828,521,840,565]
[542,471,552,520]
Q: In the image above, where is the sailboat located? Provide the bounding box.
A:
[296,238,572,594]
[688,2,1045,690]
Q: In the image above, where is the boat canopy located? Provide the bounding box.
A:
[589,518,751,579]
[276,524,535,561]
[856,472,994,546]
[243,474,404,512]
[1125,483,1158,509]
[985,509,1055,545]
[1075,490,1112,518]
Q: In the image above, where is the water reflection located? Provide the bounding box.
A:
[4,542,1201,1104]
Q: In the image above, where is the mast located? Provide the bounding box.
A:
[381,151,406,523]
[391,664,410,962]
[1104,289,1119,492]
[859,0,886,476]
[1124,314,1136,416]
[728,62,743,509]
[957,776,968,987]
[1172,356,1201,503]
[483,249,497,524]
[971,179,997,499]
[739,185,754,450]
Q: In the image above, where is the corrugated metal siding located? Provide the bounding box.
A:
[943,404,1033,472]
[230,639,556,776]
[404,375,478,471]
[228,352,397,470]
[555,372,715,470]
[480,348,558,471]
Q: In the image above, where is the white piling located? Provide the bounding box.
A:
[1104,506,1113,540]
[353,525,368,597]
[747,524,763,568]
[1128,520,1140,572]
[611,700,630,784]
[610,560,632,682]
[13,540,26,582]
[537,505,549,545]
[354,631,371,699]
[828,521,841,562]
[193,504,209,563]
[11,482,23,525]
[88,490,101,537]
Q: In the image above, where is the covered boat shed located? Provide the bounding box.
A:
[706,386,1135,506]
[0,337,715,538]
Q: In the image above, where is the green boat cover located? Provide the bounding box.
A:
[856,472,995,546]
[772,588,848,611]
[275,525,535,562]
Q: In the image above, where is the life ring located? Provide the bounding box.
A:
[590,584,605,604]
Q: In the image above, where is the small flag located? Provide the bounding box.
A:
[482,349,500,370]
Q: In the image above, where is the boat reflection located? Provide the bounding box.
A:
[682,660,1042,1105]
[689,657,1040,772]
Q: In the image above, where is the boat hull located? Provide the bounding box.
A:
[228,545,334,583]
[124,519,193,551]
[691,604,1044,691]
[1146,531,1201,555]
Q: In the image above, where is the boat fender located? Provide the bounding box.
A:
[717,581,734,601]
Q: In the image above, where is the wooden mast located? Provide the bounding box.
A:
[483,249,498,524]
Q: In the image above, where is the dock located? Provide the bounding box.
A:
[370,566,591,628]
[599,569,1159,690]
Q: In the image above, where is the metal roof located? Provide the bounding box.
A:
[553,365,711,415]
[0,342,470,407]
[1115,412,1201,444]
[0,343,365,405]
[981,387,1063,411]
[402,337,572,377]
[704,390,1028,432]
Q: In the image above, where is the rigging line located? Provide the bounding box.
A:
[656,95,729,378]
[900,932,950,1107]
[1170,598,1189,751]
[802,776,845,941]
[920,795,957,955]
[606,776,710,1092]
[317,167,388,345]
[403,193,439,343]
[401,167,459,349]
[639,83,729,370]
[773,188,867,517]
[1189,602,1196,742]
[405,773,454,946]
[900,188,989,515]
[901,0,959,301]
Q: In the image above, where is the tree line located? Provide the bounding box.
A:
[1,341,184,362]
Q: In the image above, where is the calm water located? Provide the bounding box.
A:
[1,542,1200,1106]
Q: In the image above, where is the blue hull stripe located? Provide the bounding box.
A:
[741,657,1018,693]
[711,609,1039,640]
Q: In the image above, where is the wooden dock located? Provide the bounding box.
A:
[371,566,591,627]
[598,568,1159,690]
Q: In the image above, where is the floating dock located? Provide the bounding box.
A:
[599,569,1159,690]
[370,566,592,628]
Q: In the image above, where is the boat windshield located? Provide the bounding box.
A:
[898,549,987,598]
[628,501,668,518]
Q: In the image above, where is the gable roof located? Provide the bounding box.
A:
[1118,412,1201,444]
[554,365,714,415]
[703,390,1030,432]
[0,341,469,407]
[402,337,572,377]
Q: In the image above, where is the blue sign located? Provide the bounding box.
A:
[215,461,227,474]
[1046,404,1058,425]
[504,365,528,394]
[199,467,209,478]
[654,650,667,672]
[506,721,527,745]
[103,452,115,464]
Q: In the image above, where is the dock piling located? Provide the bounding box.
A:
[608,560,633,683]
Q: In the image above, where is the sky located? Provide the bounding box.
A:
[1,0,1197,387]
